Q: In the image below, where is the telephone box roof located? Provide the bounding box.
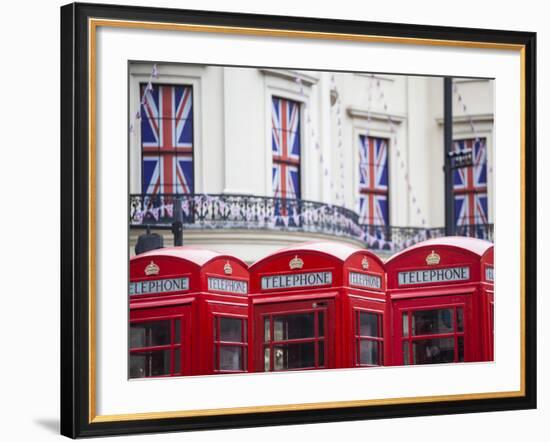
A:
[250,240,382,269]
[131,246,248,268]
[387,236,493,263]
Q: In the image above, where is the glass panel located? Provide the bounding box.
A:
[273,313,315,341]
[130,320,171,348]
[273,342,315,370]
[219,317,243,342]
[264,317,270,342]
[402,312,409,337]
[175,319,181,343]
[174,348,181,374]
[359,340,380,365]
[412,337,455,364]
[129,349,171,378]
[264,347,270,371]
[402,341,410,365]
[318,341,325,367]
[359,312,380,337]
[219,346,243,371]
[411,309,454,336]
[318,311,325,337]
[458,336,464,362]
[456,308,464,332]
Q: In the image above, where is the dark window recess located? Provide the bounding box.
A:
[401,306,465,365]
[355,311,383,366]
[213,316,247,373]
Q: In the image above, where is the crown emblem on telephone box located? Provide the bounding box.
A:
[361,256,369,270]
[426,250,441,266]
[289,255,304,270]
[145,261,160,276]
[223,261,233,275]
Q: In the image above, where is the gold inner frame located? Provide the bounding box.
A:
[87,17,527,423]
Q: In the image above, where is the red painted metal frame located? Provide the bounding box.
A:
[248,241,388,372]
[130,247,250,377]
[480,245,494,360]
[385,237,493,366]
[128,239,493,377]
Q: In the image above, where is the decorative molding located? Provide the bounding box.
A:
[453,78,492,84]
[436,113,494,126]
[354,73,395,83]
[347,107,405,125]
[260,68,319,87]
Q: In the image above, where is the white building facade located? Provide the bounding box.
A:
[128,62,494,262]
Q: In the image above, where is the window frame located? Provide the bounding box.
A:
[261,306,328,372]
[400,304,466,365]
[212,314,248,374]
[270,95,303,201]
[357,134,391,226]
[139,82,195,198]
[354,308,384,367]
[452,136,489,227]
[129,313,185,378]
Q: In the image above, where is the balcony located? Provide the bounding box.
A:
[129,194,493,252]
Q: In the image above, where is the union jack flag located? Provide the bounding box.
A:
[453,138,488,227]
[272,97,301,200]
[140,84,194,196]
[358,136,389,226]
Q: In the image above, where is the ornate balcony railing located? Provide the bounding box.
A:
[129,193,493,251]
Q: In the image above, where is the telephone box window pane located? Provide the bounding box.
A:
[264,317,270,342]
[411,309,454,336]
[129,350,171,378]
[318,312,325,337]
[402,341,410,365]
[402,312,409,337]
[219,317,243,342]
[359,312,380,337]
[174,348,181,374]
[130,320,171,348]
[318,341,325,366]
[264,347,270,371]
[273,343,315,370]
[457,308,464,332]
[458,336,464,362]
[412,337,455,364]
[175,319,181,343]
[273,313,315,341]
[219,346,243,371]
[359,340,380,365]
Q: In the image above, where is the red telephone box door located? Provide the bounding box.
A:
[392,294,470,365]
[129,305,192,378]
[254,299,335,372]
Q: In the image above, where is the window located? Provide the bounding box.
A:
[358,136,389,226]
[129,318,182,378]
[263,311,325,371]
[140,84,194,201]
[213,316,248,372]
[355,311,383,366]
[272,97,301,200]
[453,138,488,229]
[401,307,465,365]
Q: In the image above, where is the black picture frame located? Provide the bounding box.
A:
[60,2,537,438]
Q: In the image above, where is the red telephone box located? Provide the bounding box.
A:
[248,241,387,373]
[480,245,494,361]
[385,237,493,366]
[129,246,249,378]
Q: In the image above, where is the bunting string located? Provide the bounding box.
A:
[129,64,159,134]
